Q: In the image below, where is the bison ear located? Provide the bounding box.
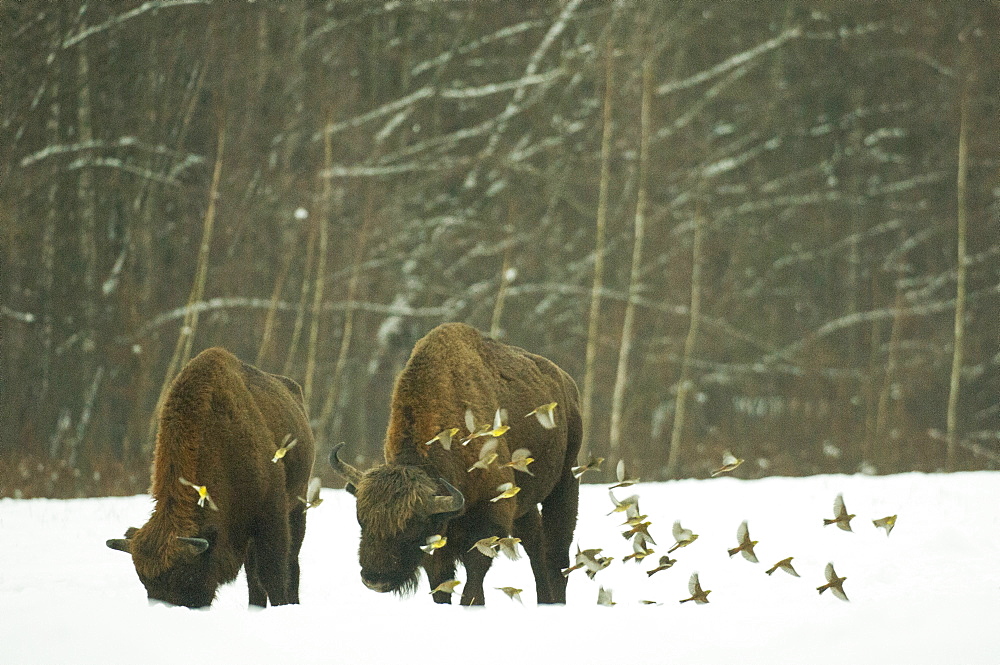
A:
[176,537,210,555]
[345,483,357,496]
[124,526,139,538]
[429,478,465,516]
[329,443,364,487]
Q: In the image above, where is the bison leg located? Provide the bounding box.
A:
[252,509,292,606]
[458,548,493,606]
[425,558,458,605]
[513,507,554,604]
[245,541,268,608]
[286,507,307,604]
[540,472,579,604]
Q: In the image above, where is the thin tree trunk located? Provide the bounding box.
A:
[666,205,704,479]
[147,123,225,446]
[946,84,969,472]
[580,38,614,458]
[608,59,651,467]
[317,182,373,438]
[490,199,516,338]
[303,128,333,407]
[282,211,318,376]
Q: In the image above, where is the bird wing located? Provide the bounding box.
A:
[616,459,626,482]
[737,520,749,543]
[672,521,687,540]
[479,438,499,461]
[511,447,531,463]
[688,572,701,595]
[824,563,837,583]
[465,407,477,434]
[833,493,846,518]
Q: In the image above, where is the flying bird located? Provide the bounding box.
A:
[525,402,558,429]
[490,482,521,502]
[463,408,509,444]
[622,521,656,546]
[495,586,523,603]
[597,586,616,606]
[873,514,897,536]
[178,477,218,511]
[572,455,604,479]
[711,451,744,477]
[420,534,447,554]
[668,521,699,553]
[646,555,676,577]
[607,491,640,517]
[469,536,500,558]
[562,547,612,579]
[430,579,461,595]
[271,434,298,463]
[639,600,662,606]
[727,520,759,563]
[467,438,500,472]
[297,476,323,510]
[679,572,711,604]
[610,459,639,489]
[823,493,855,532]
[765,556,800,577]
[497,537,522,561]
[622,538,655,563]
[423,428,460,451]
[504,448,535,475]
[817,562,849,601]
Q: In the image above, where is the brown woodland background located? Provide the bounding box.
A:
[2,1,999,498]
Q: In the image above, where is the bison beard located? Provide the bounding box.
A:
[106,347,316,609]
[331,323,582,606]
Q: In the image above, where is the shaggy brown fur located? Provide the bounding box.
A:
[107,347,315,608]
[332,323,582,605]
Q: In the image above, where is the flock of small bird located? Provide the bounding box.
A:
[565,452,899,607]
[421,401,561,601]
[174,413,898,607]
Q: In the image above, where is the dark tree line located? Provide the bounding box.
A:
[2,1,998,498]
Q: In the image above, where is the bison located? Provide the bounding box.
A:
[330,323,582,605]
[107,347,315,608]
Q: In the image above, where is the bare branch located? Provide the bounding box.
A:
[62,0,209,49]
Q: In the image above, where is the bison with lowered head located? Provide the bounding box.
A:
[331,323,582,605]
[107,347,315,608]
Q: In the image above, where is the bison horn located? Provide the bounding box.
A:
[329,442,363,488]
[106,538,132,553]
[429,478,465,516]
[176,536,210,554]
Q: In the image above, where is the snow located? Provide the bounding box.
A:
[2,472,998,664]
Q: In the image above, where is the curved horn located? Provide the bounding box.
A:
[430,478,465,516]
[329,443,364,487]
[176,536,210,555]
[106,538,132,553]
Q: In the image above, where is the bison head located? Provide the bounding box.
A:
[330,444,464,595]
[107,526,217,608]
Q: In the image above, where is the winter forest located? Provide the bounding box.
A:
[2,1,998,499]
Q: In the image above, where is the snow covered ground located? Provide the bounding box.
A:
[2,471,998,664]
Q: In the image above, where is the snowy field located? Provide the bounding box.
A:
[2,471,998,664]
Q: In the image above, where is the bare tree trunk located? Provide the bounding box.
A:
[580,39,614,458]
[946,84,969,472]
[490,200,516,338]
[282,212,318,377]
[666,205,704,479]
[303,127,333,407]
[608,59,651,467]
[147,123,225,447]
[317,182,373,439]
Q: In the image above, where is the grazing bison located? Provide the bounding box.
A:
[107,347,315,608]
[331,323,582,605]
